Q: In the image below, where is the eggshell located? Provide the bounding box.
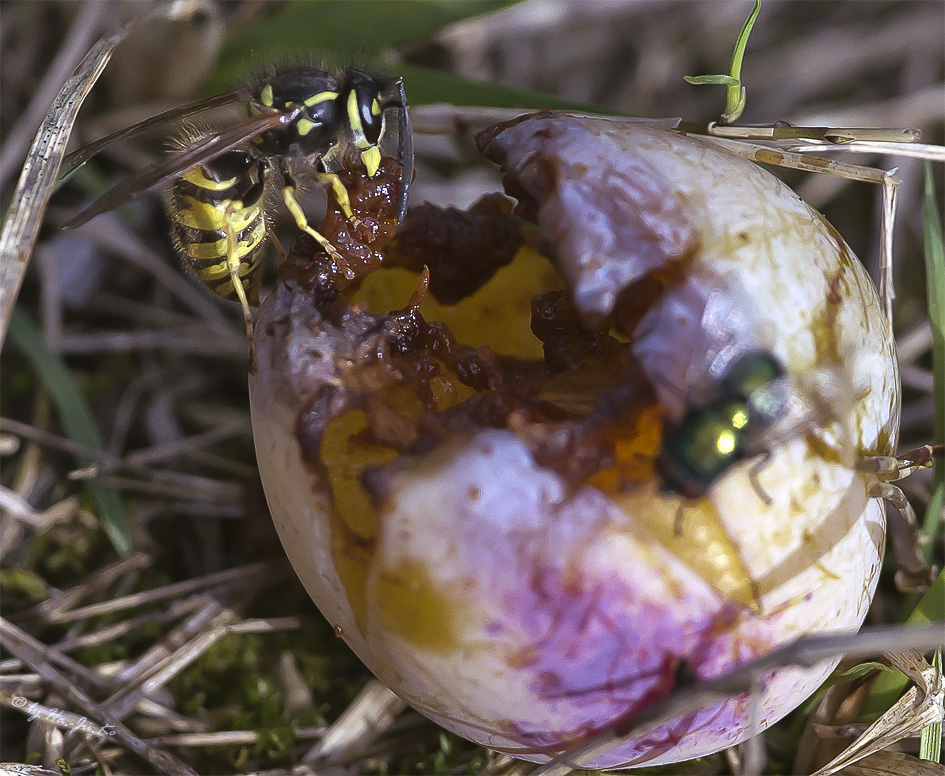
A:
[250,114,898,767]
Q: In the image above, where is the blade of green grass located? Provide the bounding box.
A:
[920,649,943,762]
[922,161,945,546]
[7,308,130,555]
[918,159,944,764]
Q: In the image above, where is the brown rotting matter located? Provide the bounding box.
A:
[284,156,661,503]
[278,155,404,305]
[385,194,525,304]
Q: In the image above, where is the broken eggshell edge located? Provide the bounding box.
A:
[249,115,898,767]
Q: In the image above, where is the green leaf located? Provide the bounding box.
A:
[684,0,761,123]
[683,75,741,87]
[397,64,607,112]
[728,2,762,91]
[208,0,515,92]
[831,662,894,682]
[861,569,945,720]
[7,309,130,555]
[0,568,52,602]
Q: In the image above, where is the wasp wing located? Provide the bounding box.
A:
[59,90,246,182]
[392,77,413,222]
[63,107,301,229]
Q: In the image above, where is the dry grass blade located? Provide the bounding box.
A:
[111,596,226,686]
[789,141,945,163]
[0,488,79,531]
[16,562,273,626]
[0,617,197,776]
[0,765,60,776]
[0,1,206,350]
[534,626,945,776]
[0,417,113,462]
[705,138,899,184]
[1,2,940,773]
[835,750,945,776]
[302,679,406,764]
[0,629,106,692]
[881,173,900,339]
[812,651,945,776]
[2,561,300,773]
[102,608,237,720]
[0,0,107,192]
[31,552,151,622]
[50,601,205,656]
[409,103,683,136]
[147,726,324,748]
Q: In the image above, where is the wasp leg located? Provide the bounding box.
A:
[268,230,287,262]
[315,170,365,232]
[280,177,354,280]
[867,480,934,592]
[223,201,256,371]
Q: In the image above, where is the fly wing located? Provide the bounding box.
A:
[63,107,301,229]
[59,89,245,181]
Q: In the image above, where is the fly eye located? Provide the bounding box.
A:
[357,88,383,145]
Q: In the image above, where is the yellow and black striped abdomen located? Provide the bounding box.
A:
[166,150,269,306]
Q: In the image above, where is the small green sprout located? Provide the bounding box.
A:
[684,0,762,123]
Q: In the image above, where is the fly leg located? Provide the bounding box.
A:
[866,480,934,592]
[859,444,942,592]
[747,451,774,506]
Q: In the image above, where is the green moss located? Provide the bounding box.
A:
[24,524,109,587]
[368,729,486,775]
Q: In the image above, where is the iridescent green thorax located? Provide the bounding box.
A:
[657,353,786,498]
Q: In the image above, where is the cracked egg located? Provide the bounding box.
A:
[248,114,898,767]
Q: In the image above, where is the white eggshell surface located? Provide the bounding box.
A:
[250,115,898,767]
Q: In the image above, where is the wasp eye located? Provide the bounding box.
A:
[357,88,383,145]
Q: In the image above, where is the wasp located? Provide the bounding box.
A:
[61,66,413,362]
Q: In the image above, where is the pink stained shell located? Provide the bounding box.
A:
[250,113,897,767]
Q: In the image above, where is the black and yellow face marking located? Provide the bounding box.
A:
[656,353,786,499]
[61,66,414,367]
